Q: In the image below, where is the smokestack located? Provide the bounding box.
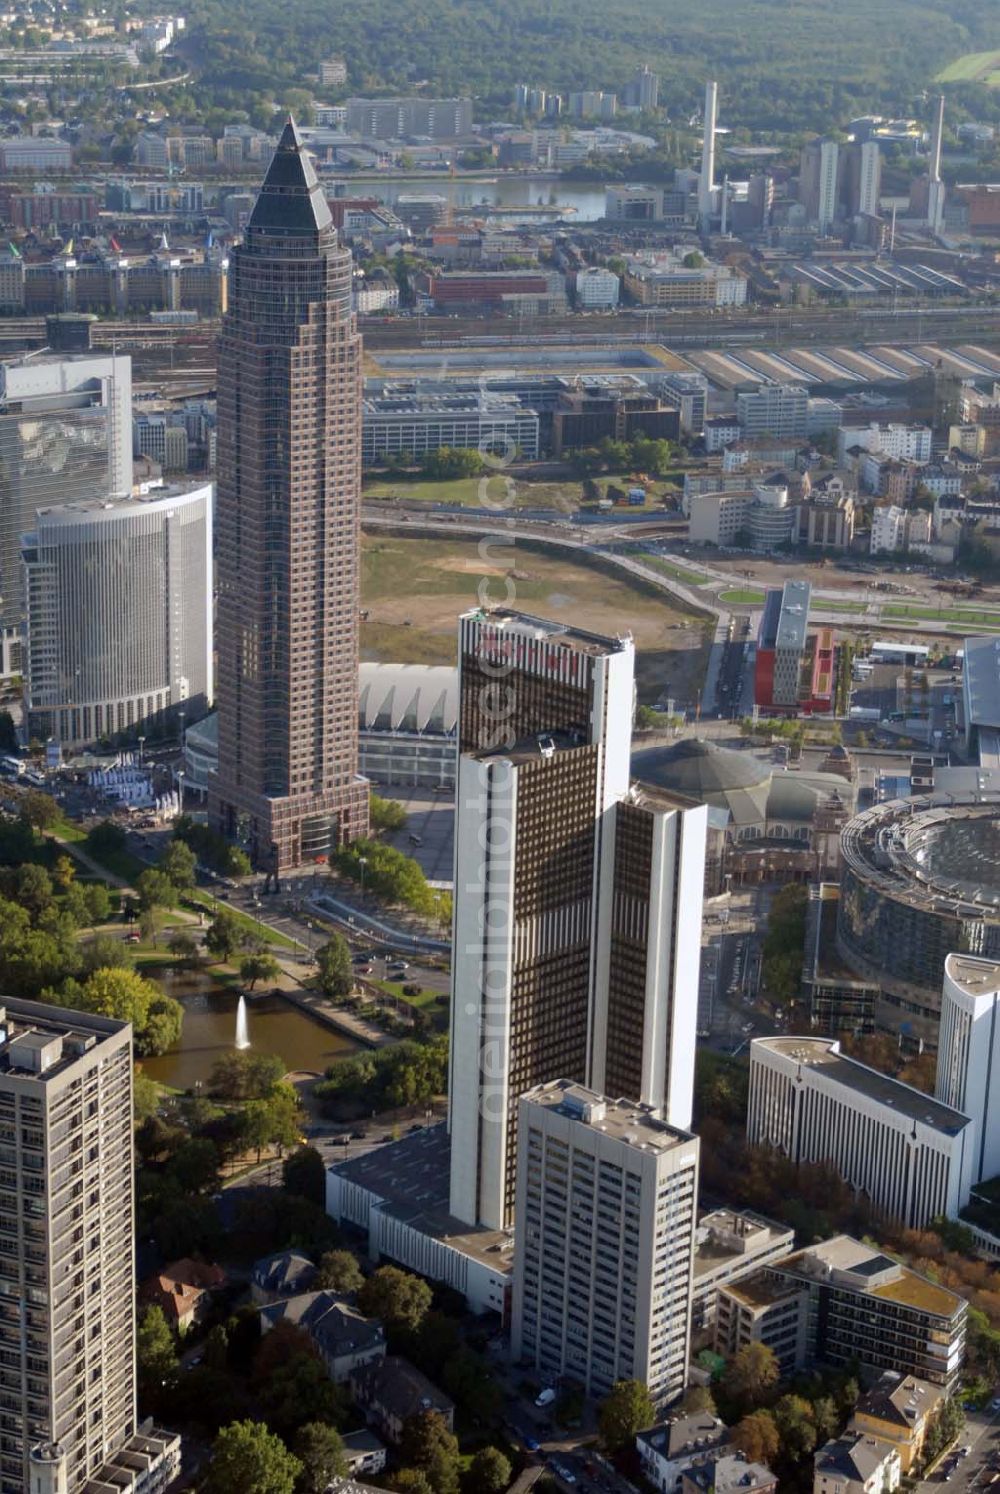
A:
[930,93,944,183]
[699,80,717,226]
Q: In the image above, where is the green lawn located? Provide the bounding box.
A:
[884,603,1000,628]
[364,475,502,507]
[180,889,301,949]
[937,49,1000,82]
[640,555,710,586]
[375,978,441,1009]
[719,588,766,605]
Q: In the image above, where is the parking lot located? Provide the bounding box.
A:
[383,789,455,883]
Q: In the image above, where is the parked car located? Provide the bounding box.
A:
[535,1388,556,1408]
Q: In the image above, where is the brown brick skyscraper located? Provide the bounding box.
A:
[210,118,369,870]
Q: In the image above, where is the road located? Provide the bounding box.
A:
[915,1403,1000,1492]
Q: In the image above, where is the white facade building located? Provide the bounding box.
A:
[575,266,620,308]
[936,954,1000,1188]
[736,384,809,441]
[362,387,539,464]
[23,482,213,747]
[748,1036,974,1228]
[838,423,932,464]
[870,504,906,554]
[511,1081,699,1402]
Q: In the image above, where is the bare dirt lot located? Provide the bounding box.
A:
[360,533,711,707]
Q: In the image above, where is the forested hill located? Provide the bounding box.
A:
[175,0,1000,135]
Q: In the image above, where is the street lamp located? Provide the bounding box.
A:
[359,855,367,895]
[176,768,185,814]
[137,735,145,766]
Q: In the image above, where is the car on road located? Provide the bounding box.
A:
[387,960,409,973]
[331,1134,350,1147]
[522,1436,540,1452]
[990,1399,1000,1414]
[535,1388,556,1407]
[349,1129,365,1140]
[353,950,374,964]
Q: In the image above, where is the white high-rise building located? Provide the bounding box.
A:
[448,609,707,1231]
[936,953,1000,1187]
[22,482,213,747]
[698,81,718,227]
[511,1080,699,1402]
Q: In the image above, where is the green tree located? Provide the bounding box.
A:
[52,853,76,891]
[314,1248,364,1294]
[315,935,353,999]
[811,1395,839,1444]
[137,868,177,913]
[9,863,54,921]
[294,1422,348,1494]
[240,951,280,990]
[205,907,245,962]
[442,1346,501,1423]
[244,1084,301,1161]
[161,838,197,889]
[393,1473,434,1494]
[210,1049,285,1101]
[133,1068,161,1124]
[773,1394,817,1459]
[136,1305,178,1412]
[205,1420,301,1494]
[165,1136,220,1193]
[401,1411,461,1494]
[371,793,407,831]
[282,1144,327,1206]
[466,1447,511,1494]
[83,882,112,925]
[79,932,133,974]
[19,789,59,831]
[598,1379,655,1454]
[86,820,126,856]
[260,1348,344,1436]
[358,1265,433,1333]
[721,1343,779,1415]
[168,929,199,961]
[732,1409,780,1464]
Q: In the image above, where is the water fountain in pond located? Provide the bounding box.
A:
[235,994,250,1051]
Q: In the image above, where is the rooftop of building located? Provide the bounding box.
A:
[853,1370,943,1429]
[629,738,852,829]
[944,952,1000,1002]
[718,1272,806,1311]
[777,1236,965,1321]
[33,480,212,522]
[692,1209,794,1282]
[682,1452,775,1493]
[636,1413,729,1461]
[261,1291,385,1354]
[814,1434,895,1483]
[461,606,632,659]
[0,998,127,1082]
[751,1036,971,1135]
[247,115,334,237]
[775,579,811,652]
[331,1123,514,1276]
[839,793,1000,920]
[521,1079,696,1152]
[963,635,1000,731]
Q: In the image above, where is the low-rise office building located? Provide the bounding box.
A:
[718,1237,966,1393]
[624,253,748,307]
[747,1036,974,1228]
[362,382,539,463]
[575,266,620,308]
[691,1209,795,1332]
[736,384,809,441]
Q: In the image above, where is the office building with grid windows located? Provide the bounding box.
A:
[510,1081,699,1402]
[448,609,707,1232]
[0,1001,134,1493]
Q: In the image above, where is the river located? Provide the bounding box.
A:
[142,967,358,1091]
[343,174,613,222]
